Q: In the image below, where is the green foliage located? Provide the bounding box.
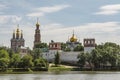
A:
[10,54,21,68]
[74,45,84,51]
[7,49,14,58]
[91,49,100,68]
[61,43,73,52]
[34,58,47,68]
[77,52,86,68]
[0,46,7,51]
[34,43,48,48]
[104,42,120,48]
[65,47,71,52]
[0,49,10,71]
[54,51,60,66]
[33,48,42,59]
[6,69,13,73]
[20,55,34,68]
[78,42,120,70]
[27,68,33,72]
[0,47,49,71]
[0,49,9,59]
[0,58,9,71]
[61,43,67,51]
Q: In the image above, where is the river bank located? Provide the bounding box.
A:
[0,64,120,74]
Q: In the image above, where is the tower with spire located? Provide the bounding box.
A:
[34,18,41,48]
[11,25,25,52]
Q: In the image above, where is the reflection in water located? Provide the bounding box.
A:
[0,71,120,80]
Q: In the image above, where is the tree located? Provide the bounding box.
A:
[91,49,100,69]
[74,45,84,51]
[54,51,60,66]
[34,58,47,68]
[85,52,92,69]
[77,52,86,69]
[10,54,21,68]
[78,42,120,70]
[0,49,10,71]
[33,48,42,59]
[8,49,14,58]
[0,58,9,71]
[65,47,71,52]
[107,47,117,67]
[0,49,9,59]
[0,46,7,51]
[61,43,67,51]
[34,43,48,48]
[20,55,34,68]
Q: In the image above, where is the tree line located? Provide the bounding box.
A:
[0,42,62,72]
[77,42,120,70]
[0,46,48,72]
[1,42,120,71]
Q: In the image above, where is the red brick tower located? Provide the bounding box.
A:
[34,19,41,48]
[83,38,95,53]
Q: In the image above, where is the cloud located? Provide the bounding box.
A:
[94,4,120,15]
[3,21,120,49]
[27,12,44,17]
[36,5,70,13]
[42,22,120,45]
[27,4,70,17]
[0,15,22,24]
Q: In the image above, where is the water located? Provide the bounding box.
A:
[0,71,120,80]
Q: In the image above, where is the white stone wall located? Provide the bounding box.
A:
[60,52,80,64]
[42,50,62,62]
[84,47,95,53]
[42,47,95,64]
[42,51,80,64]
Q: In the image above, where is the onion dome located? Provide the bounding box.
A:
[70,34,77,42]
[36,18,40,27]
[36,22,40,26]
[70,30,77,42]
[16,25,20,39]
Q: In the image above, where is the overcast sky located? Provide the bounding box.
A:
[0,0,120,49]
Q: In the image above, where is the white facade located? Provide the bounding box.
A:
[19,46,28,57]
[84,47,95,53]
[42,38,96,64]
[42,50,62,62]
[60,52,80,64]
[42,51,80,64]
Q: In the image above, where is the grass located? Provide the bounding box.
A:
[0,64,79,74]
[49,65,74,71]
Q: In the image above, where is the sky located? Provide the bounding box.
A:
[0,0,120,49]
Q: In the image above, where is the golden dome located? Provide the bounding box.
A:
[16,25,20,38]
[16,25,20,34]
[36,22,40,26]
[36,18,40,26]
[70,33,77,42]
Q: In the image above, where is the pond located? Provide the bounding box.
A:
[0,71,120,80]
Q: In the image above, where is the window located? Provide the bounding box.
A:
[50,45,52,48]
[55,44,57,47]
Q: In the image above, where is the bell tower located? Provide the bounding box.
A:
[34,18,41,48]
[84,38,95,53]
